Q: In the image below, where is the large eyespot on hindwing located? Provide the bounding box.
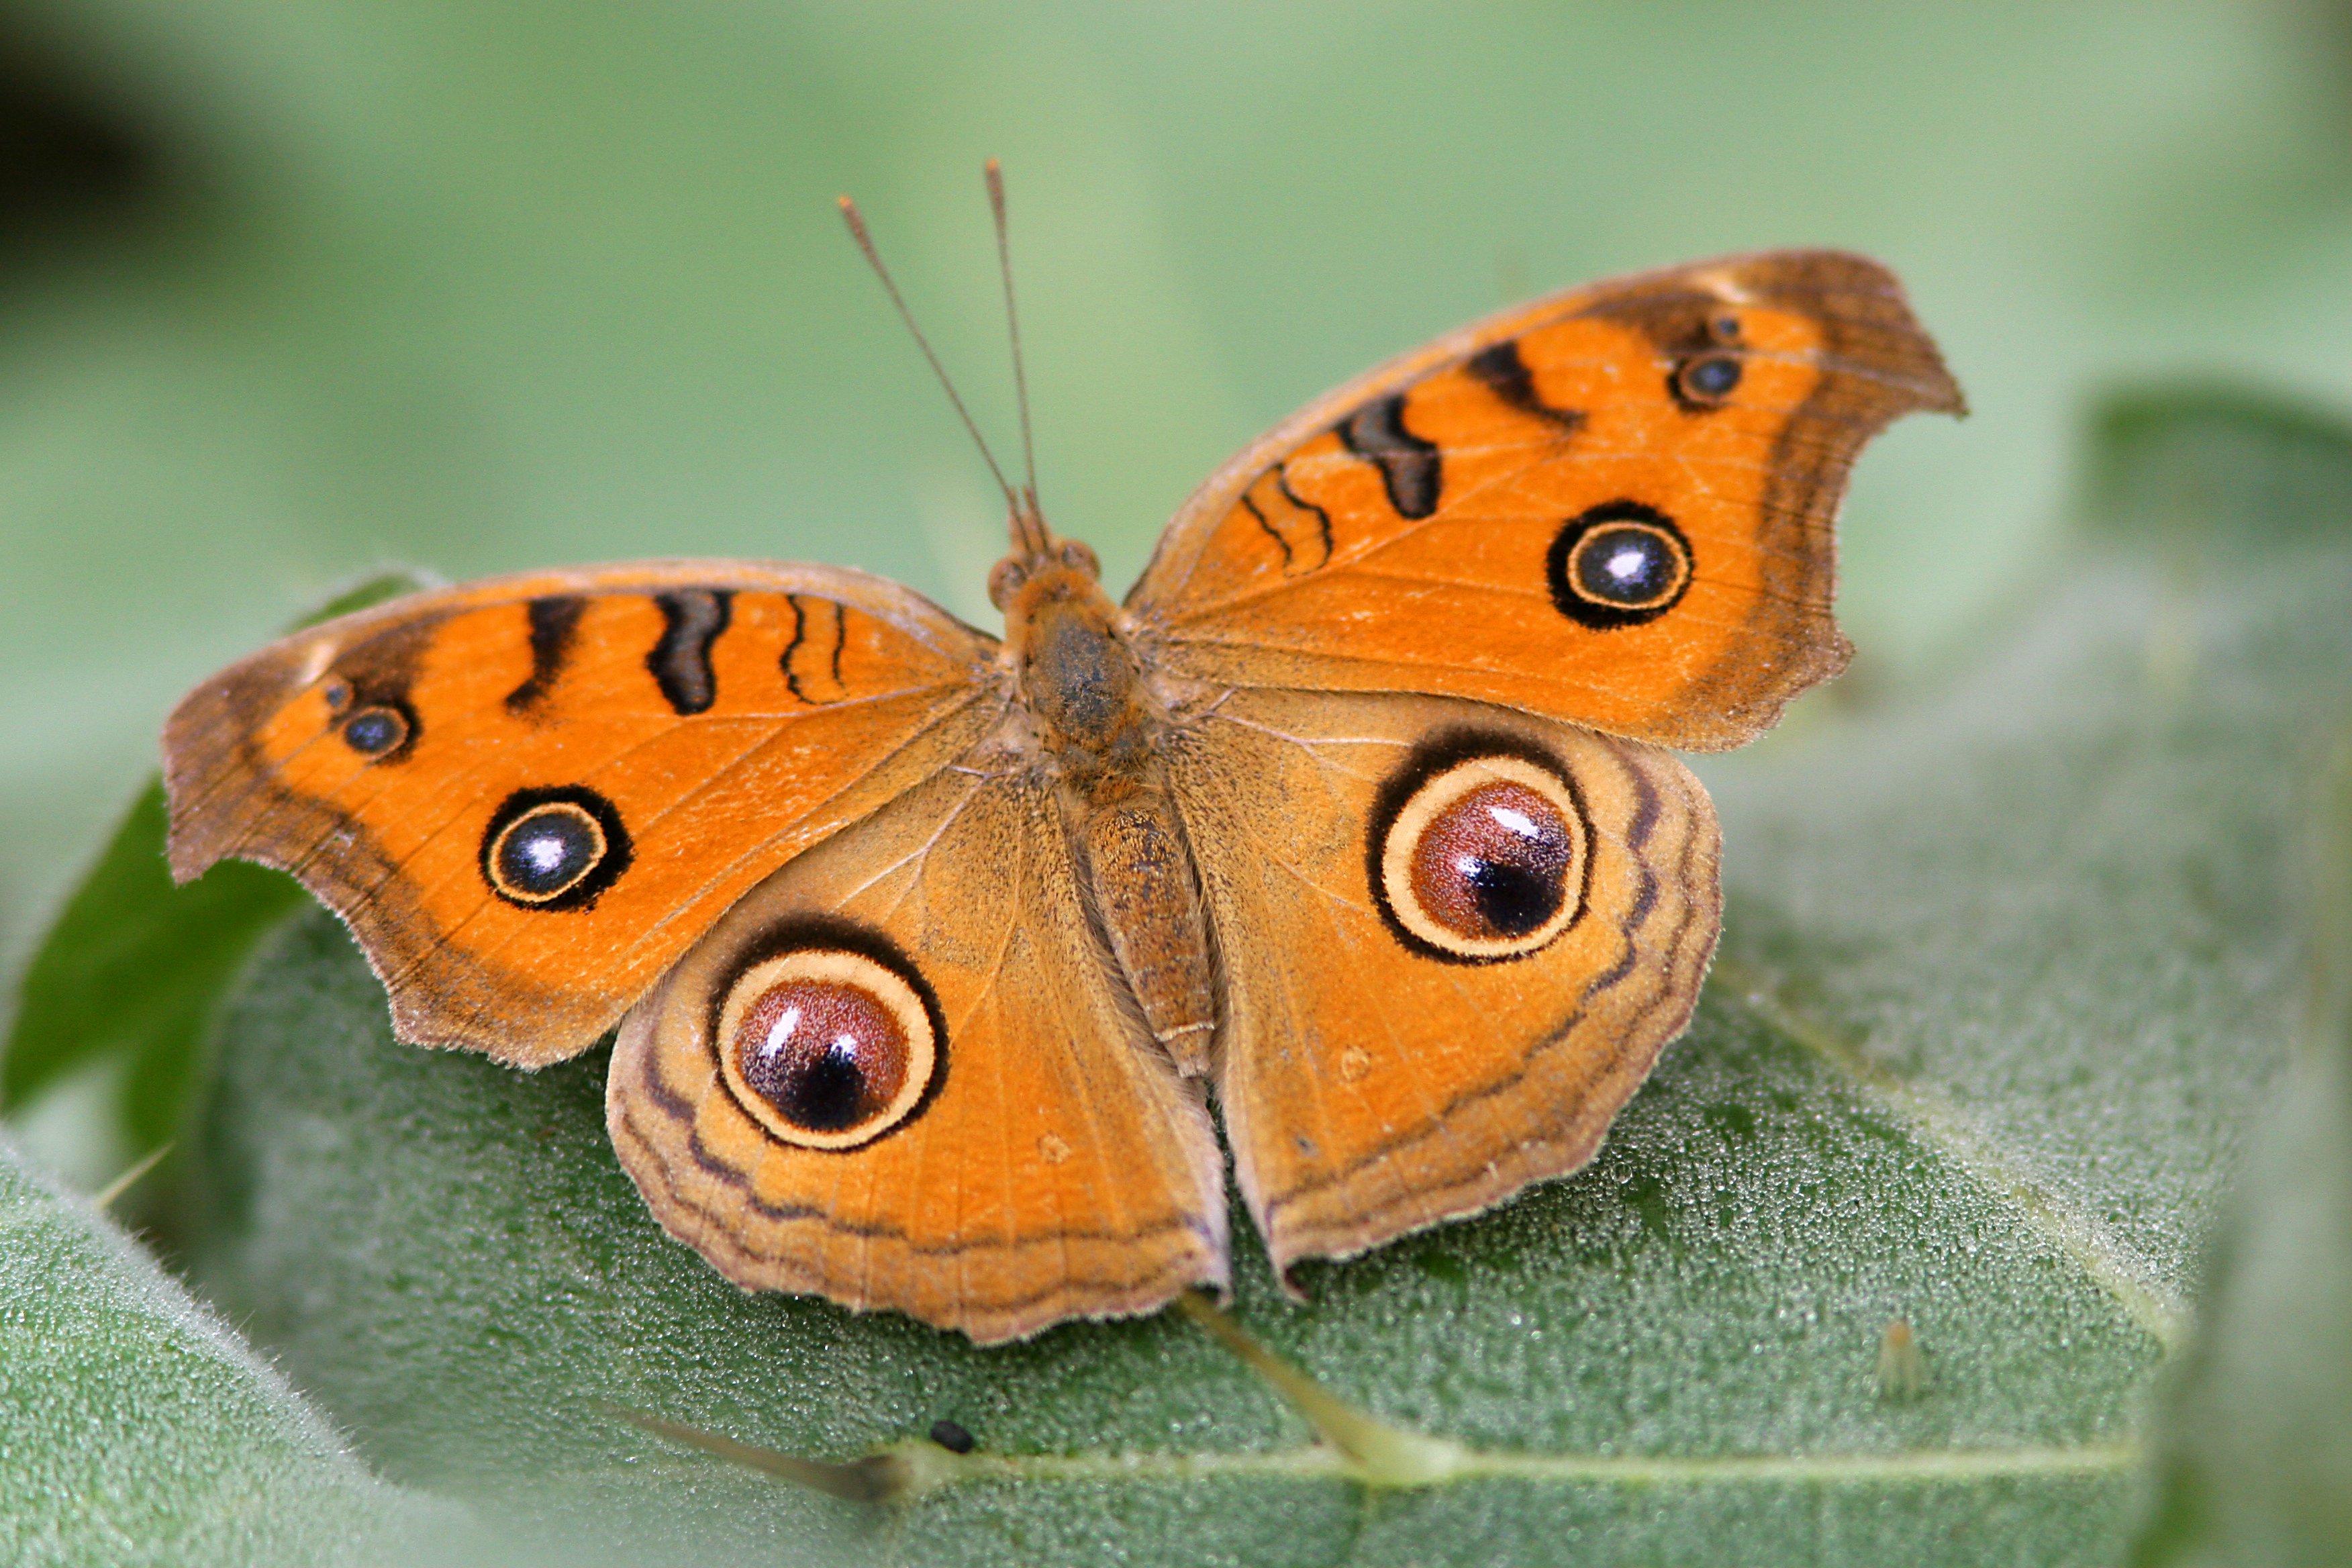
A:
[1547,500,1694,630]
[712,945,941,1150]
[479,785,632,910]
[1369,742,1591,964]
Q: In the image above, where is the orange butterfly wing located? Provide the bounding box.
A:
[164,562,1003,1064]
[1129,250,1962,749]
[607,761,1228,1343]
[1167,689,1718,1277]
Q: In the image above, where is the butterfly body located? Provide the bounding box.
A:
[999,529,1222,1069]
[164,250,1960,1342]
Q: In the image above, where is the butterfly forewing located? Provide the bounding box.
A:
[1129,250,1963,750]
[164,561,1005,1064]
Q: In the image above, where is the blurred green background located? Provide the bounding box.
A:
[5,0,2352,1155]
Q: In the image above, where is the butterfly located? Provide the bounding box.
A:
[162,193,1960,1343]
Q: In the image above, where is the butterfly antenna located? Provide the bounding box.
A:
[836,193,1018,511]
[984,159,1042,526]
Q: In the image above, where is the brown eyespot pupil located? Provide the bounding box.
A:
[734,979,910,1134]
[1409,781,1574,940]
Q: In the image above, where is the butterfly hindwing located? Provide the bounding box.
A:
[1165,687,1720,1275]
[607,762,1229,1343]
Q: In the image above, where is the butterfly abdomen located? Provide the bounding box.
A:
[1077,792,1218,1074]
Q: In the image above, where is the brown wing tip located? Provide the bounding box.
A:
[161,810,219,886]
[157,635,616,1066]
[1730,248,1966,420]
[161,683,265,885]
[158,628,325,883]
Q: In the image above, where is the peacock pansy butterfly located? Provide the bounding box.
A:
[163,189,1961,1343]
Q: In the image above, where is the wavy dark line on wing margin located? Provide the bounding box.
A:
[1467,340,1585,432]
[506,594,586,716]
[619,1083,1210,1255]
[781,594,850,704]
[1263,744,1686,1217]
[619,1103,1221,1316]
[648,589,732,715]
[1241,492,1293,569]
[1339,393,1442,520]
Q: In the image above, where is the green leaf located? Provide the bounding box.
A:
[0,1130,454,1565]
[2127,734,2352,1567]
[3,573,428,1153]
[170,393,2352,1567]
[2082,383,2352,545]
[1,780,306,1148]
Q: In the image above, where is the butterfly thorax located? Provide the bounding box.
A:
[1003,558,1153,796]
[996,531,1219,1073]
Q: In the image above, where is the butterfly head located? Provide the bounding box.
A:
[987,493,1101,614]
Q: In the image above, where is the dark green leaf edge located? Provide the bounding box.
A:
[2126,724,2352,1564]
[1,569,434,1147]
[0,1131,461,1565]
[2077,379,2352,543]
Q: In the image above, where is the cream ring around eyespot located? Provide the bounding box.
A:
[714,948,936,1151]
[1379,754,1588,961]
[1565,519,1689,611]
[485,801,604,903]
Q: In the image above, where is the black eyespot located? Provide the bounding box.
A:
[765,1036,869,1130]
[1459,848,1568,938]
[340,703,411,758]
[1673,353,1742,407]
[480,786,632,910]
[1547,501,1694,630]
[495,807,600,898]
